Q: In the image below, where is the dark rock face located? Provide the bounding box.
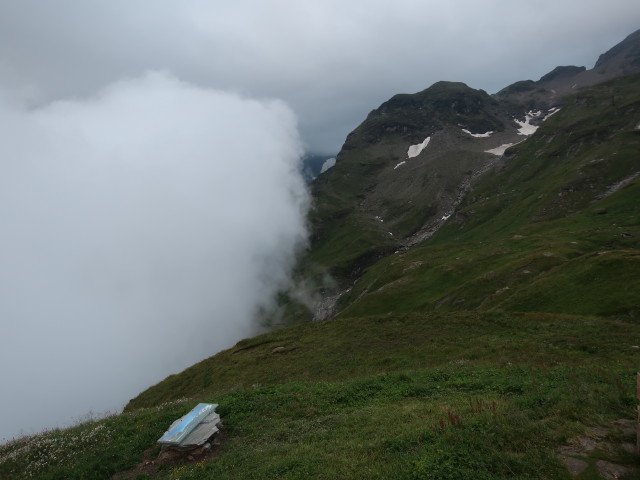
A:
[539,65,586,83]
[349,82,505,147]
[496,80,536,96]
[594,28,640,73]
[495,28,640,111]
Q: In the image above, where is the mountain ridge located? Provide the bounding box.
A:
[305,28,640,303]
[496,28,640,109]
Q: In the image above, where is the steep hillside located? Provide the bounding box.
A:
[270,30,640,326]
[300,61,640,324]
[335,73,640,320]
[309,81,532,281]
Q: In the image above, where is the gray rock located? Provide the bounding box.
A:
[559,455,588,476]
[596,460,631,479]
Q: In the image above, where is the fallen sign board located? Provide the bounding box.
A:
[158,403,221,449]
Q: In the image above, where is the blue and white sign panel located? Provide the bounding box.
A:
[158,403,218,445]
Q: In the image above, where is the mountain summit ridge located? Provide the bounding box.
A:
[496,27,640,108]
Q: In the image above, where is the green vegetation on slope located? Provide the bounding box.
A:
[335,196,640,319]
[4,311,640,479]
[328,73,640,320]
[448,74,640,239]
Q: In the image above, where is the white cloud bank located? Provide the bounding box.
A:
[0,72,308,441]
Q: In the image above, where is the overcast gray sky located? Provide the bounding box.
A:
[0,0,639,153]
[0,1,638,442]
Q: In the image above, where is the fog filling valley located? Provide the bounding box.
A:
[0,72,309,441]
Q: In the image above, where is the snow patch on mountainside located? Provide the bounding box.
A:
[515,111,542,135]
[462,129,493,138]
[544,107,561,120]
[394,160,406,169]
[485,143,515,156]
[407,137,431,158]
[320,157,336,173]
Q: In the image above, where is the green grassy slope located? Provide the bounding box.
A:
[290,74,639,328]
[3,311,639,479]
[333,73,640,320]
[128,311,639,409]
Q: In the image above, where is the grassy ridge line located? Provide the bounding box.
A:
[4,311,639,479]
[125,311,639,410]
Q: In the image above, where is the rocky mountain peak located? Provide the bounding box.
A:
[594,28,640,73]
[346,82,504,148]
[495,28,640,110]
[538,65,587,83]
